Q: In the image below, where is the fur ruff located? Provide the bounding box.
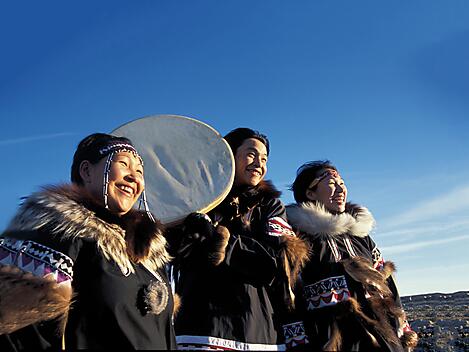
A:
[255,179,282,199]
[286,202,375,238]
[6,184,171,276]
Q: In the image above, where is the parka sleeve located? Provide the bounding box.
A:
[172,197,308,287]
[223,197,309,286]
[0,230,78,335]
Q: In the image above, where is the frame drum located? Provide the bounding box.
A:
[112,115,234,225]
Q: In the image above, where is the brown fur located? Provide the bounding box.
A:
[280,235,310,287]
[341,258,404,347]
[256,180,282,199]
[380,261,396,279]
[144,280,169,315]
[342,256,392,298]
[322,320,342,351]
[367,296,404,347]
[123,211,166,263]
[207,225,230,266]
[6,184,171,276]
[0,265,72,335]
[401,330,418,350]
[172,293,181,317]
[326,296,403,350]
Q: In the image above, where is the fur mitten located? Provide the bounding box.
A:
[207,225,230,266]
[0,265,72,334]
[183,213,230,266]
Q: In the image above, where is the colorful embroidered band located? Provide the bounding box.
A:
[308,168,340,190]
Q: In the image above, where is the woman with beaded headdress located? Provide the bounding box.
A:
[286,160,418,351]
[0,133,176,350]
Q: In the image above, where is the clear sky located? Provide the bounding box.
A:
[1,0,468,296]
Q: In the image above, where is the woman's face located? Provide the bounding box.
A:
[306,170,347,213]
[80,151,144,216]
[234,138,268,187]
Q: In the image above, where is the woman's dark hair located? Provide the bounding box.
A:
[290,160,338,203]
[71,133,134,185]
[224,127,270,156]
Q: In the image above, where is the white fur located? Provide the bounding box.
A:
[286,202,375,238]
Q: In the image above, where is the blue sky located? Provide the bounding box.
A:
[1,1,468,296]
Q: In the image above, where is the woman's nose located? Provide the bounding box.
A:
[255,155,265,167]
[125,170,139,182]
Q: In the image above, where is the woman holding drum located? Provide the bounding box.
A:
[171,127,309,351]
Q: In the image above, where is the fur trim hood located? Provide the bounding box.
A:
[229,179,281,201]
[286,202,375,238]
[5,184,171,275]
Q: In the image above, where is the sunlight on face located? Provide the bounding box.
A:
[82,151,145,215]
[234,138,268,187]
[306,170,347,213]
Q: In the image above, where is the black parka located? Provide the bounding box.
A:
[286,201,417,352]
[0,185,176,350]
[171,181,309,351]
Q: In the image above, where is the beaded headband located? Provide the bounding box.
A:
[308,168,340,190]
[99,141,154,222]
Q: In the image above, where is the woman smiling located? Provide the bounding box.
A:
[0,133,176,350]
[171,128,309,351]
[286,160,418,351]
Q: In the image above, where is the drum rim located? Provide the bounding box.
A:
[112,114,235,225]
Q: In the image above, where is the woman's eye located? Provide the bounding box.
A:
[119,161,128,167]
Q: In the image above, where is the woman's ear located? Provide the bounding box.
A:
[79,160,92,184]
[306,189,317,202]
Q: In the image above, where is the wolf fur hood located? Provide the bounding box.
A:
[5,184,171,275]
[286,201,375,238]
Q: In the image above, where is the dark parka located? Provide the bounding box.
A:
[286,201,417,352]
[170,181,309,351]
[0,185,176,350]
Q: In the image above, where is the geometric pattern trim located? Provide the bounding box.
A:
[282,321,309,349]
[303,275,351,310]
[0,237,74,283]
[176,335,286,351]
[267,217,296,237]
[371,246,384,271]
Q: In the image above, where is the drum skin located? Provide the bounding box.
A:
[112,115,235,225]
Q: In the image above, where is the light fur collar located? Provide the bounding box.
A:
[6,185,171,275]
[286,202,375,238]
